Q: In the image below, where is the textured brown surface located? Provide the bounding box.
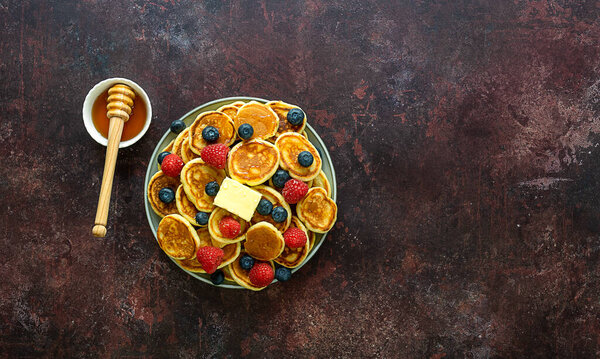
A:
[1,1,600,357]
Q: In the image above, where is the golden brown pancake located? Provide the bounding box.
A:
[180,158,226,212]
[157,214,201,260]
[297,187,337,233]
[234,101,279,140]
[311,170,331,197]
[189,111,236,154]
[275,217,310,268]
[175,185,200,226]
[181,137,201,163]
[217,104,240,120]
[228,251,274,291]
[244,222,285,261]
[230,101,246,108]
[171,127,190,159]
[176,227,213,272]
[227,140,280,186]
[266,101,307,138]
[157,140,174,171]
[251,185,291,232]
[148,171,181,218]
[208,207,249,245]
[275,132,322,181]
[210,237,242,268]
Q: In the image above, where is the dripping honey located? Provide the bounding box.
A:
[91,89,147,141]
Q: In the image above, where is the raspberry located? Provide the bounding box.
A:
[201,143,229,169]
[196,246,224,274]
[219,216,241,238]
[281,179,308,204]
[283,227,307,248]
[248,262,274,287]
[161,154,184,177]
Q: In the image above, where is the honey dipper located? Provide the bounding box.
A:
[92,84,136,237]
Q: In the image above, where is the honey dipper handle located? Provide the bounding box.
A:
[92,116,124,237]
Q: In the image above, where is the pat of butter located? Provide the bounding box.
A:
[213,177,262,221]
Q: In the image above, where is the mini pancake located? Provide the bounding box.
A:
[148,171,180,217]
[230,101,246,108]
[297,187,337,233]
[189,111,236,154]
[176,228,241,272]
[208,207,249,245]
[234,101,279,140]
[311,170,331,197]
[217,103,240,120]
[157,140,174,171]
[266,101,307,138]
[275,132,322,181]
[221,265,234,282]
[175,185,200,226]
[180,158,226,212]
[251,185,291,232]
[171,127,190,159]
[229,251,274,291]
[275,217,310,268]
[227,140,280,186]
[181,137,201,163]
[157,214,201,260]
[244,222,285,261]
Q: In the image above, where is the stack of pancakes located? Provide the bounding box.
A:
[148,100,337,290]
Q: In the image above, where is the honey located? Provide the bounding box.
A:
[92,89,147,141]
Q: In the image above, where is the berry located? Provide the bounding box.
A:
[202,126,220,142]
[158,151,171,164]
[256,198,273,215]
[275,267,292,282]
[158,187,175,203]
[196,246,224,274]
[283,227,307,248]
[205,181,219,196]
[170,119,186,134]
[281,179,309,204]
[248,262,274,287]
[239,254,255,270]
[219,216,241,238]
[210,270,225,285]
[201,143,229,169]
[161,154,184,177]
[286,108,305,126]
[298,151,314,167]
[195,211,210,226]
[271,206,288,223]
[238,123,254,140]
[271,169,291,188]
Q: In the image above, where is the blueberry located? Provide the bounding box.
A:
[286,108,305,126]
[239,254,255,270]
[271,206,288,223]
[210,270,224,285]
[158,187,175,203]
[158,151,171,165]
[238,123,254,140]
[256,198,273,215]
[195,211,210,226]
[205,181,219,196]
[275,267,292,282]
[202,126,220,142]
[298,151,314,167]
[271,169,291,188]
[170,120,186,134]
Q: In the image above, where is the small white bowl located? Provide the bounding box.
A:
[82,77,152,148]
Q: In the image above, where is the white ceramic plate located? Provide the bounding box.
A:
[143,97,337,289]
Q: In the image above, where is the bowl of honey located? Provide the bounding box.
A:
[82,77,152,148]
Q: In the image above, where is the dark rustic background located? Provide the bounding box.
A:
[1,0,600,357]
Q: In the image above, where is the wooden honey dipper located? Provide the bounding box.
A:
[92,84,136,237]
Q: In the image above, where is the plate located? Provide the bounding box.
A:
[144,97,337,289]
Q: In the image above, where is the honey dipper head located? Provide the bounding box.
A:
[106,84,136,122]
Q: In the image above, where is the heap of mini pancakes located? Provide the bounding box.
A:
[148,100,337,290]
